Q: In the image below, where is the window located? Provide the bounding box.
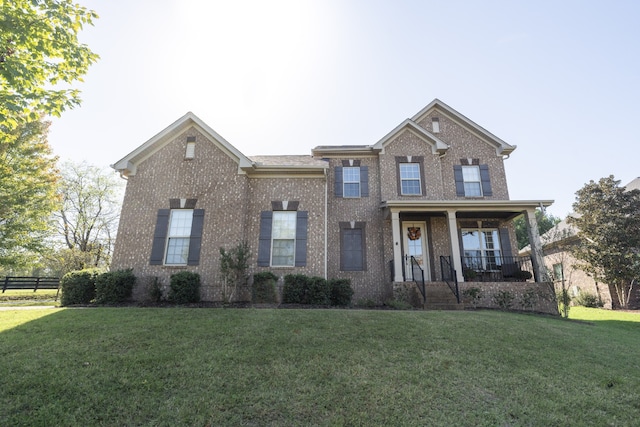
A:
[462,166,482,197]
[400,163,422,195]
[553,263,563,281]
[462,229,502,270]
[334,165,368,198]
[150,208,204,266]
[165,210,193,264]
[258,208,308,268]
[340,222,366,271]
[185,142,195,159]
[454,164,492,197]
[343,167,360,198]
[271,211,296,266]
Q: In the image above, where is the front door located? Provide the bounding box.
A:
[403,221,430,281]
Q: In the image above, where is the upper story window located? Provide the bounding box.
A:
[343,167,361,198]
[165,209,194,265]
[400,163,422,195]
[462,166,482,197]
[185,136,196,159]
[432,117,440,133]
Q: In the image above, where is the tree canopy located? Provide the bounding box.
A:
[0,0,99,132]
[0,119,59,271]
[514,209,560,250]
[568,175,640,308]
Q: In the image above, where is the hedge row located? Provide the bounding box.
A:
[60,268,135,306]
[282,274,353,306]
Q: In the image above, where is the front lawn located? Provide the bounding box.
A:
[1,308,638,426]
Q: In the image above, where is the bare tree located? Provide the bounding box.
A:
[50,161,124,272]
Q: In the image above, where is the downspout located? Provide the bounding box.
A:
[324,167,328,279]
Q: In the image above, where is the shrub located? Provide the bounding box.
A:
[513,270,533,281]
[493,290,514,310]
[60,268,100,306]
[520,288,539,311]
[94,269,136,304]
[463,287,482,309]
[329,279,353,306]
[168,271,201,304]
[148,277,163,303]
[219,241,251,303]
[557,288,571,318]
[252,272,278,303]
[283,274,309,304]
[306,276,330,305]
[385,299,412,310]
[575,291,603,308]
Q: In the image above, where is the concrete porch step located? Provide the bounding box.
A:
[424,282,464,310]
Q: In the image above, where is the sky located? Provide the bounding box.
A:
[47,0,640,218]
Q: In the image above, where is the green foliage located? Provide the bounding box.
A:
[463,287,482,309]
[574,291,603,308]
[94,269,135,304]
[53,162,124,271]
[219,241,251,303]
[493,290,514,310]
[557,288,571,318]
[252,272,278,304]
[59,268,99,306]
[513,270,533,281]
[568,175,640,309]
[329,278,354,306]
[462,268,477,281]
[520,288,539,311]
[168,271,201,304]
[0,0,99,131]
[384,299,412,310]
[282,274,309,304]
[148,277,163,303]
[0,119,59,269]
[282,274,331,305]
[514,209,561,250]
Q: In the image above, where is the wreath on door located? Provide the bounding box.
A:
[407,227,421,241]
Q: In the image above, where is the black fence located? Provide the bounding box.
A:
[461,256,533,282]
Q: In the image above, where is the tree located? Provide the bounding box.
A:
[514,208,561,250]
[568,176,640,309]
[50,161,124,273]
[0,119,59,272]
[0,0,99,132]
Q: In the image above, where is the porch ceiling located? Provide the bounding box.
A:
[381,199,554,220]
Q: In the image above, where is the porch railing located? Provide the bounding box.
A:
[409,256,426,304]
[439,256,461,303]
[461,255,533,282]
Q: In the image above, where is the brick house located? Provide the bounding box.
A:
[111,99,554,308]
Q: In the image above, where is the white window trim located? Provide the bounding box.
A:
[343,166,361,198]
[164,209,193,265]
[462,165,482,197]
[461,228,502,271]
[400,163,422,195]
[185,142,195,159]
[270,211,296,267]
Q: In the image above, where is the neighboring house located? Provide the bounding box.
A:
[111,99,553,307]
[524,177,640,310]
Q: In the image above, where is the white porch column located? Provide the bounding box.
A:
[446,209,464,282]
[391,211,404,282]
[525,208,547,282]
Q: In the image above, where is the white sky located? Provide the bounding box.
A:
[48,0,640,218]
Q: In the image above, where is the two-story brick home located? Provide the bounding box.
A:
[111,99,553,306]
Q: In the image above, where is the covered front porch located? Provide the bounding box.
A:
[382,200,553,286]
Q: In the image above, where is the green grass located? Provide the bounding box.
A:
[0,289,59,306]
[1,308,639,426]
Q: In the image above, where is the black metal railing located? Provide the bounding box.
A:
[461,255,533,282]
[409,256,426,304]
[439,256,461,303]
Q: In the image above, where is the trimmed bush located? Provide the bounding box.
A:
[60,268,100,306]
[168,271,201,304]
[493,290,514,310]
[329,279,353,306]
[95,269,136,304]
[283,274,309,304]
[252,272,278,303]
[575,291,603,308]
[307,276,330,305]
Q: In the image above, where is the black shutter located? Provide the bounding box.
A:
[360,166,369,197]
[295,211,308,267]
[187,209,204,266]
[150,209,170,265]
[334,166,343,197]
[480,165,492,196]
[499,227,513,258]
[453,165,465,196]
[257,211,273,267]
